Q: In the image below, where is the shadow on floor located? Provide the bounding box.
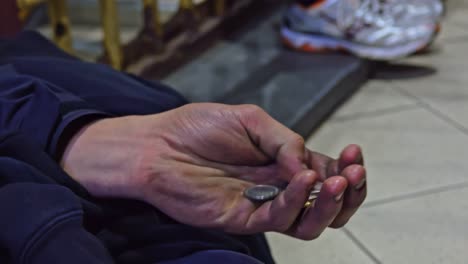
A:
[371,62,437,80]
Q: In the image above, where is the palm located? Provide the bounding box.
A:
[141,103,365,235]
[62,102,366,239]
[157,103,361,184]
[154,104,301,185]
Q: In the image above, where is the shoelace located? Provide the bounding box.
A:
[337,0,392,30]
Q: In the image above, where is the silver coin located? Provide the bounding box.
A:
[308,182,323,201]
[244,182,323,204]
[308,190,321,201]
[244,185,281,202]
[313,182,323,191]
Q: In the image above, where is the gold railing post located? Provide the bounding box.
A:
[17,0,45,9]
[179,0,199,33]
[143,0,163,37]
[47,0,72,53]
[17,0,46,22]
[180,0,200,20]
[214,0,225,16]
[180,0,194,10]
[99,0,123,70]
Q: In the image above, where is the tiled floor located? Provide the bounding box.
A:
[267,2,468,263]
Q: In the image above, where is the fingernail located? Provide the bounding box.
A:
[335,192,344,202]
[355,178,366,191]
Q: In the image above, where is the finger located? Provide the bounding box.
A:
[329,165,367,228]
[243,170,318,233]
[286,176,347,240]
[306,144,363,180]
[306,149,335,180]
[235,105,305,180]
[337,144,364,171]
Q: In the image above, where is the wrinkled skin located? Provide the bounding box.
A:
[61,103,366,240]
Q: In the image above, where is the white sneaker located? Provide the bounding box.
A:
[383,0,444,51]
[281,0,437,60]
[383,0,444,26]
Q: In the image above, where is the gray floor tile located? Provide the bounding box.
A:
[393,40,468,129]
[421,97,468,130]
[438,20,468,43]
[396,81,468,131]
[445,2,468,33]
[267,230,374,264]
[392,73,468,103]
[306,108,468,203]
[404,41,468,81]
[331,81,416,121]
[347,187,468,264]
[447,0,468,14]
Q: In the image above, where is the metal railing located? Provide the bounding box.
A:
[17,0,234,71]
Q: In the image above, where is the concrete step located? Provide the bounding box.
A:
[164,7,370,136]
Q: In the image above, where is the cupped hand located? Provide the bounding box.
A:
[61,103,366,239]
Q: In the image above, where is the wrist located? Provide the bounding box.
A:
[60,115,154,200]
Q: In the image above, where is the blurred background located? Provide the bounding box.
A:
[2,0,468,263]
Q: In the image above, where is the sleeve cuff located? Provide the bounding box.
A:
[49,110,114,160]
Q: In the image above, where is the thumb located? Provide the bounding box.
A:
[234,104,306,180]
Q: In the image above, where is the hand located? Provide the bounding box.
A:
[61,103,366,239]
[301,145,367,235]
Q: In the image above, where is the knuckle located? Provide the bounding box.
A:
[296,232,322,241]
[329,220,348,229]
[345,202,362,211]
[301,232,322,241]
[282,191,296,205]
[238,104,265,117]
[346,191,367,209]
[361,189,368,201]
[273,219,291,233]
[291,133,305,147]
[295,225,323,241]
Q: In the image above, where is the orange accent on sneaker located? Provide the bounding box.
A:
[281,36,350,55]
[434,23,441,34]
[299,0,328,10]
[415,23,441,54]
[281,36,328,52]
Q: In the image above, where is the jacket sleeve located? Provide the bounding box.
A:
[0,64,112,160]
[1,31,187,117]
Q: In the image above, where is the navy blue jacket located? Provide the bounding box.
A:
[0,32,274,264]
